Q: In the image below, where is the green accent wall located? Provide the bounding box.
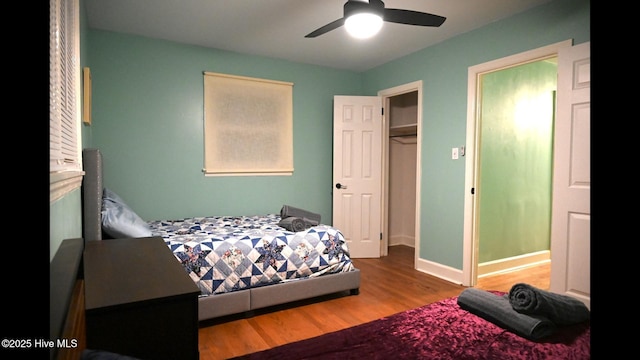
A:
[478,60,557,262]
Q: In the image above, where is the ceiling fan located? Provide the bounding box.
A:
[305,0,446,38]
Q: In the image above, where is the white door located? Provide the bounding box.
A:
[550,41,590,309]
[333,95,383,258]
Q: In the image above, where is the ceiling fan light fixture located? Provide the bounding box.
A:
[345,13,383,39]
[305,0,445,39]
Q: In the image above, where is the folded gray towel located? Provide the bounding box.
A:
[508,283,590,326]
[278,217,307,232]
[280,205,321,224]
[457,288,556,340]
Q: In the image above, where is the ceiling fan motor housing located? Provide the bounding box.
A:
[344,0,384,18]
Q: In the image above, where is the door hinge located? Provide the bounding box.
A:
[380,232,383,240]
[471,187,475,195]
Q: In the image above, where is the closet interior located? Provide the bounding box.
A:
[387,91,418,249]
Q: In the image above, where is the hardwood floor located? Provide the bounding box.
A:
[476,259,550,292]
[59,245,549,359]
[198,245,550,359]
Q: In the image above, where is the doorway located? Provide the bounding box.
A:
[379,81,421,263]
[388,91,418,252]
[462,40,572,286]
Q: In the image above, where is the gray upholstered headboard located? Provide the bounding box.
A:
[82,148,103,241]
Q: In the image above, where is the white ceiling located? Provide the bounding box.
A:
[84,0,555,72]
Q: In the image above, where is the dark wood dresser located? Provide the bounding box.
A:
[84,237,200,360]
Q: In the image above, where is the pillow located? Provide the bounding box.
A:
[101,188,153,239]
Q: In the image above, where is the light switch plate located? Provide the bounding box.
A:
[452,147,459,160]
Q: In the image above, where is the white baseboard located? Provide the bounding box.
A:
[478,250,550,277]
[416,257,464,285]
[413,250,550,286]
[389,235,414,247]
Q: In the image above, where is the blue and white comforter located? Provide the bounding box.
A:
[148,214,356,297]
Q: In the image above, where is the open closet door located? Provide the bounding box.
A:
[550,41,590,309]
[333,95,383,258]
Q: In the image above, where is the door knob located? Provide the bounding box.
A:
[336,183,347,189]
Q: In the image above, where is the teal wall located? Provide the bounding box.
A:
[51,0,590,271]
[86,32,362,221]
[478,60,557,262]
[50,190,83,261]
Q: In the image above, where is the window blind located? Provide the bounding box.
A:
[203,72,294,176]
[50,0,83,203]
[50,0,81,173]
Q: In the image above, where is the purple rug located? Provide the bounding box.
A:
[231,292,590,360]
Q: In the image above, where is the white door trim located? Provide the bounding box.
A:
[462,40,573,286]
[378,81,422,264]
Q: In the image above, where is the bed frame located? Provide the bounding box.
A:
[81,148,360,321]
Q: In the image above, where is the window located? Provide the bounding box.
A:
[50,0,83,203]
[203,72,294,176]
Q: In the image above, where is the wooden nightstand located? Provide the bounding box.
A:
[84,237,200,360]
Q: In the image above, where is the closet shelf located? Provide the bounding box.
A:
[390,124,417,137]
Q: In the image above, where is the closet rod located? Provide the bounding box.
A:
[390,133,417,138]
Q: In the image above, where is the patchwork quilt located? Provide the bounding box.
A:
[147,214,356,297]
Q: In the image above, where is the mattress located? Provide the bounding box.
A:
[147,214,356,297]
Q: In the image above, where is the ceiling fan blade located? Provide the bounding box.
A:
[305,18,346,38]
[383,9,446,27]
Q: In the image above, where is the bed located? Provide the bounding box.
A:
[81,148,360,322]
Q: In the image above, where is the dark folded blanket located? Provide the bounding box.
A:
[280,205,321,224]
[457,288,556,340]
[278,217,308,232]
[508,283,590,326]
